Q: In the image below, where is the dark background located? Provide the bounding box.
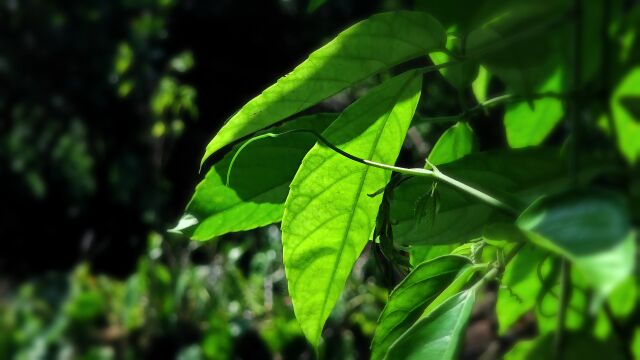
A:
[0,0,384,278]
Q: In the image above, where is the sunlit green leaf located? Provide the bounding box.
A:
[281,71,422,348]
[472,66,491,104]
[495,243,548,334]
[427,122,476,166]
[430,36,478,90]
[611,67,640,164]
[517,190,635,298]
[201,12,446,163]
[176,114,336,240]
[504,69,564,148]
[371,256,470,360]
[385,289,476,360]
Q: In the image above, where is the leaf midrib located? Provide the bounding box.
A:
[316,76,416,339]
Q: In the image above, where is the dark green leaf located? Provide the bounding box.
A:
[517,190,635,297]
[504,331,626,360]
[281,71,422,347]
[176,114,336,240]
[384,289,476,360]
[201,12,445,163]
[371,256,470,360]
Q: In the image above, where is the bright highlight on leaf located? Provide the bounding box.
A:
[201,11,446,164]
[281,71,422,348]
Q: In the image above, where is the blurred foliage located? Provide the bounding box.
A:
[0,229,385,359]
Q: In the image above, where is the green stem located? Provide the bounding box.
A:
[228,129,518,214]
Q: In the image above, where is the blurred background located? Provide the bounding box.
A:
[0,0,403,358]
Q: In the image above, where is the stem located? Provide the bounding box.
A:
[414,92,568,125]
[555,260,572,359]
[228,129,518,214]
[556,0,582,356]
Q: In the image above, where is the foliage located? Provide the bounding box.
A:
[179,0,640,358]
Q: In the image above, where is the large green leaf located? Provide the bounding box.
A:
[427,122,476,166]
[611,67,640,164]
[385,289,476,360]
[371,256,470,360]
[201,11,445,163]
[504,69,564,148]
[175,114,336,240]
[281,71,422,347]
[517,190,635,297]
[392,149,579,246]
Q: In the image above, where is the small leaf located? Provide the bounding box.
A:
[517,189,635,298]
[281,71,422,348]
[611,67,640,164]
[427,122,476,166]
[495,243,548,334]
[504,69,564,148]
[430,36,479,90]
[385,289,477,360]
[181,114,336,240]
[201,11,446,163]
[371,256,470,360]
[472,66,491,104]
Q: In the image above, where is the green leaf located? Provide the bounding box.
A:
[517,189,635,298]
[385,289,476,360]
[430,36,479,90]
[423,265,480,316]
[177,114,336,241]
[281,71,422,347]
[307,0,326,13]
[504,332,626,360]
[611,67,640,164]
[607,276,638,320]
[633,328,640,360]
[465,3,564,95]
[201,11,446,163]
[371,256,470,360]
[504,69,564,148]
[409,244,456,267]
[472,66,491,104]
[495,243,548,334]
[427,122,476,166]
[392,149,579,246]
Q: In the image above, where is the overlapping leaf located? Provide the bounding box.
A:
[201,11,446,163]
[175,114,336,240]
[392,149,576,246]
[281,71,422,347]
[517,190,635,297]
[371,256,470,360]
[385,289,477,360]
